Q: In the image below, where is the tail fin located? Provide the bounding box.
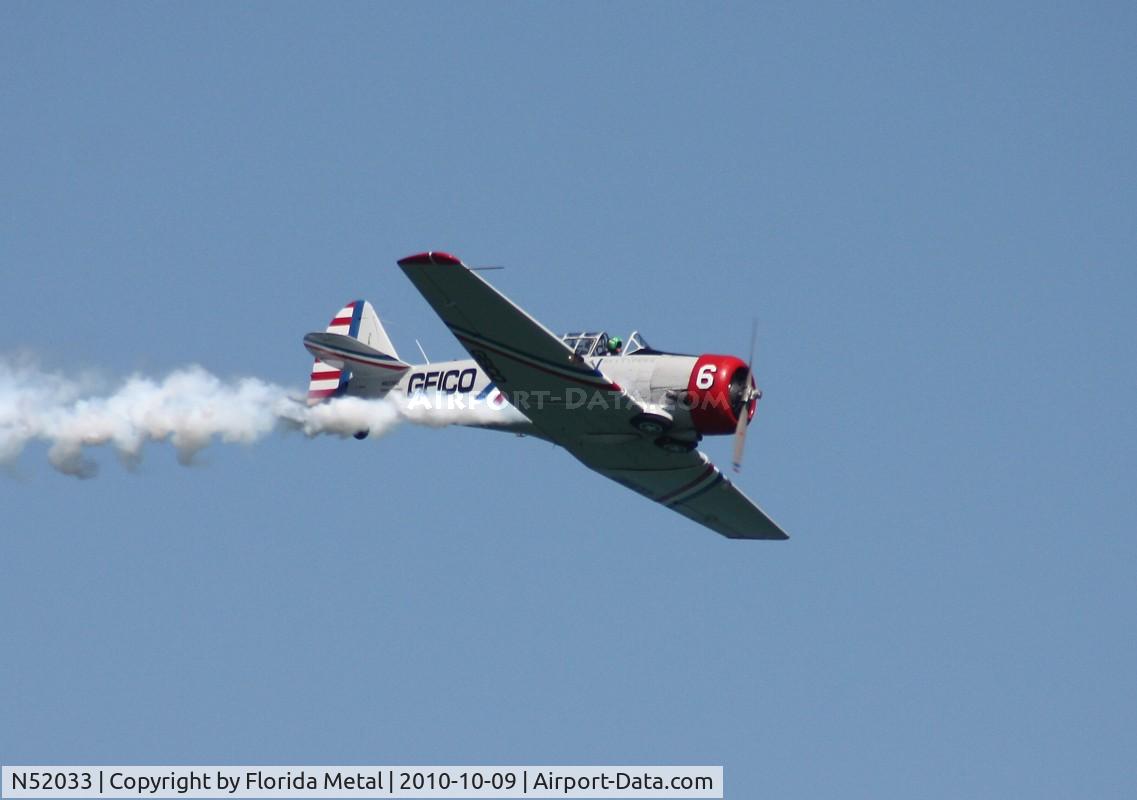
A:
[305,300,409,404]
[348,300,400,361]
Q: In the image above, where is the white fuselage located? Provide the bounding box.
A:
[386,353,699,438]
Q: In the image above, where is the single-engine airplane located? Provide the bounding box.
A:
[303,252,788,540]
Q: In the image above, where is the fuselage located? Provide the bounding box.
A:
[388,353,705,438]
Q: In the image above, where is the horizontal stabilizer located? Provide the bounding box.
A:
[304,299,410,404]
[305,332,410,373]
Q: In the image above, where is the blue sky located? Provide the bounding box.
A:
[2,3,1135,797]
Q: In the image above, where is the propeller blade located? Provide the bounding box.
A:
[746,318,757,370]
[731,404,748,472]
[732,320,759,473]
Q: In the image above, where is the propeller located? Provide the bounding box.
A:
[731,320,761,473]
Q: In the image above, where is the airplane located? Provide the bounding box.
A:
[302,251,788,540]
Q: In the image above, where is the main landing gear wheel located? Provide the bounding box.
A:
[630,412,672,435]
[654,435,698,454]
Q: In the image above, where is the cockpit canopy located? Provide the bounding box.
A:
[560,330,652,357]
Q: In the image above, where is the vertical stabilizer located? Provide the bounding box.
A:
[352,301,400,361]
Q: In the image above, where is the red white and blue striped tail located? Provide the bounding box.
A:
[305,300,408,404]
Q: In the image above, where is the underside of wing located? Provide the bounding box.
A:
[568,437,789,540]
[397,252,648,440]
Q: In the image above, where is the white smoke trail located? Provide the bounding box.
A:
[0,358,406,478]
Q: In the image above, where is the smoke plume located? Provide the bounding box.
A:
[0,358,405,478]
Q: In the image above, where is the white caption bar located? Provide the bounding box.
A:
[2,767,723,799]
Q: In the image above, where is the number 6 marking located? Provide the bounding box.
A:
[695,363,717,389]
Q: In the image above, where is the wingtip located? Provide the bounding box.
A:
[397,251,463,267]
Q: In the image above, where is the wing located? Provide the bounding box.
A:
[566,437,789,540]
[398,251,788,540]
[398,251,646,440]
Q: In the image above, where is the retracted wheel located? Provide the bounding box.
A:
[630,412,673,435]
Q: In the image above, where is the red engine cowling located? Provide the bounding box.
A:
[686,354,757,435]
